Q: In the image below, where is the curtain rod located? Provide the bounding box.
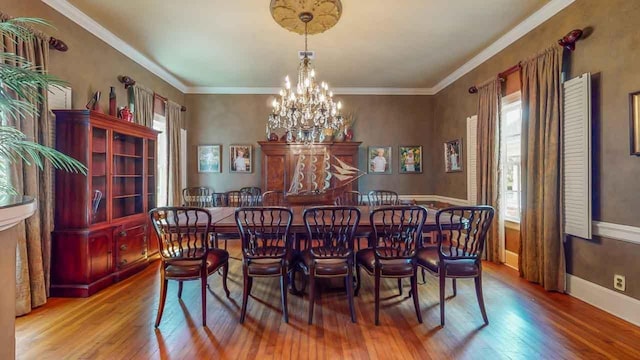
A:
[118,75,187,112]
[468,29,583,94]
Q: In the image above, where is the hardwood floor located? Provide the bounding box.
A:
[16,242,640,360]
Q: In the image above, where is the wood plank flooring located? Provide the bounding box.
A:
[16,242,640,359]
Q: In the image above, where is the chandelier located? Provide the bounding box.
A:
[267,10,344,144]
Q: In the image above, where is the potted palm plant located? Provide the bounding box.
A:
[0,17,86,196]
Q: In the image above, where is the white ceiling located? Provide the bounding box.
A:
[49,0,571,93]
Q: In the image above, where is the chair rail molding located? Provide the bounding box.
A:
[592,221,640,245]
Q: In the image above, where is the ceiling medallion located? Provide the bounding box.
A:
[270,0,342,35]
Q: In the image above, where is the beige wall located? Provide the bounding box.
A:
[186,94,435,194]
[3,0,184,112]
[432,0,640,299]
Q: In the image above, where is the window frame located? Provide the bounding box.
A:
[501,91,522,223]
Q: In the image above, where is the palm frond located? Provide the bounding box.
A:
[0,17,85,195]
[0,62,67,100]
[0,125,87,174]
[0,18,51,44]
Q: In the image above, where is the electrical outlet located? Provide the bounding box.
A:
[614,274,626,292]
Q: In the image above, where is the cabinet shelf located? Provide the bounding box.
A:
[114,153,143,159]
[113,194,142,199]
[113,175,142,178]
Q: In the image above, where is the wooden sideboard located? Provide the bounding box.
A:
[51,110,159,297]
[258,141,361,201]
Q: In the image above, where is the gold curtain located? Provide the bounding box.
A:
[476,78,502,262]
[132,84,154,128]
[166,101,182,206]
[1,18,53,315]
[519,46,565,291]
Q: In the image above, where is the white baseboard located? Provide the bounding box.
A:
[505,250,519,270]
[566,274,640,327]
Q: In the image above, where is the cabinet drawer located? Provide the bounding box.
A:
[114,223,147,269]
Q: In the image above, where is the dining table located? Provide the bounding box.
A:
[202,205,465,248]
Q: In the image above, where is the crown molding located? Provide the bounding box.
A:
[42,0,574,96]
[184,87,436,95]
[41,0,188,93]
[430,0,576,94]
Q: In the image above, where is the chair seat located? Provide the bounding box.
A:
[416,247,480,277]
[246,248,298,276]
[300,249,350,276]
[165,248,229,279]
[356,248,414,276]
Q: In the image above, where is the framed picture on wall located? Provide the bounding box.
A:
[444,139,463,173]
[230,144,252,173]
[630,90,640,155]
[197,145,221,173]
[368,146,392,174]
[399,146,423,173]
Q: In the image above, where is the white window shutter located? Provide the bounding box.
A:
[180,129,188,190]
[467,115,478,205]
[563,73,592,239]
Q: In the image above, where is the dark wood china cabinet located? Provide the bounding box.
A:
[51,110,158,297]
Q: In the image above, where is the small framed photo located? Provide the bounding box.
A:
[399,146,423,173]
[197,145,221,173]
[368,146,392,174]
[630,90,640,156]
[444,139,463,173]
[230,145,252,173]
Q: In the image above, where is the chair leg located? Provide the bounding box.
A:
[222,262,230,298]
[281,267,289,323]
[397,278,402,296]
[475,274,489,325]
[355,264,362,297]
[411,273,422,324]
[374,267,381,326]
[346,270,356,323]
[452,278,457,297]
[439,272,446,326]
[240,267,251,324]
[201,269,208,327]
[155,270,168,328]
[177,281,183,299]
[308,269,316,325]
[421,268,426,284]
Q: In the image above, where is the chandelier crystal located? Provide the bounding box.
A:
[267,12,344,144]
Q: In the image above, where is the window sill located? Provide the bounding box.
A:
[504,218,520,230]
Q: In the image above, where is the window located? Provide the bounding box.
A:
[153,113,168,207]
[501,92,522,222]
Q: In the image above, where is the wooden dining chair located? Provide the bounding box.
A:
[149,207,230,328]
[302,206,361,324]
[367,190,399,206]
[226,190,257,207]
[240,186,262,205]
[235,207,294,323]
[355,205,427,325]
[211,192,228,207]
[261,190,286,206]
[182,187,213,207]
[417,206,494,326]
